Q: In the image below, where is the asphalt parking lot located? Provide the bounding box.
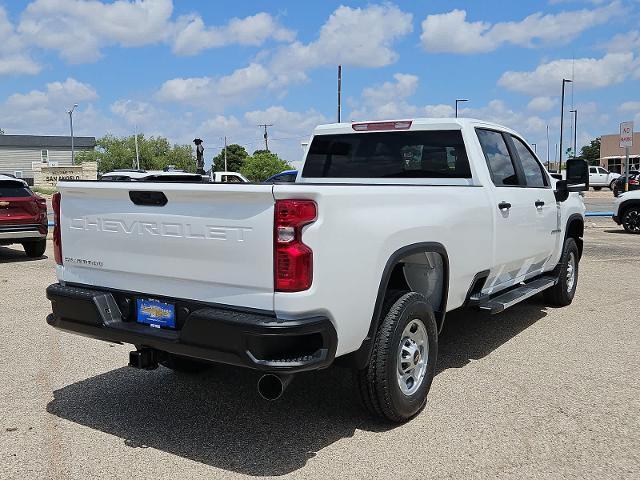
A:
[1,218,639,479]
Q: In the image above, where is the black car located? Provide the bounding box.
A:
[613,171,640,197]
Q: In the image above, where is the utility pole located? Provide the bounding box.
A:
[455,99,468,118]
[532,143,537,154]
[569,109,577,158]
[259,124,273,151]
[224,135,228,171]
[134,125,140,169]
[559,78,572,172]
[66,103,78,164]
[546,125,550,170]
[337,65,342,123]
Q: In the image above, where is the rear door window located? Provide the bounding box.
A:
[476,129,519,186]
[510,136,548,187]
[302,130,471,178]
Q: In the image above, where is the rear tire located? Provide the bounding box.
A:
[355,292,438,423]
[609,180,616,191]
[544,238,579,306]
[160,354,210,373]
[23,239,46,258]
[621,207,640,234]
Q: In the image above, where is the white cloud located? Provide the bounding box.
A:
[18,0,175,63]
[619,101,640,113]
[423,104,455,118]
[350,73,420,120]
[527,96,558,112]
[0,6,40,75]
[498,53,635,95]
[6,78,98,109]
[155,63,272,107]
[603,30,640,53]
[270,4,412,83]
[349,73,460,121]
[0,78,110,136]
[460,99,549,135]
[172,12,294,55]
[420,2,619,53]
[110,99,158,125]
[17,1,294,63]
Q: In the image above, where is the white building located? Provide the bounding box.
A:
[0,134,96,185]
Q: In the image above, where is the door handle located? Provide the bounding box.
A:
[535,200,545,208]
[498,201,511,210]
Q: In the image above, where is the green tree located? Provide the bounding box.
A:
[75,134,195,173]
[580,137,601,165]
[240,151,293,182]
[212,144,248,172]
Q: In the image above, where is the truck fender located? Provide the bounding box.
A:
[564,213,584,259]
[338,242,449,370]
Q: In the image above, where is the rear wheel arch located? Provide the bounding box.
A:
[340,242,449,369]
[619,199,640,220]
[565,214,584,259]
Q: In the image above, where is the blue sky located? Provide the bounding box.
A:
[1,0,639,166]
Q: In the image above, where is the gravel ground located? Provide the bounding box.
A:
[1,220,638,479]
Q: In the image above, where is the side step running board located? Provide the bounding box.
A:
[478,276,557,314]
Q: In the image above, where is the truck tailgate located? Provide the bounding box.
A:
[57,182,275,310]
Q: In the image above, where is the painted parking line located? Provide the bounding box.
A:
[585,212,614,217]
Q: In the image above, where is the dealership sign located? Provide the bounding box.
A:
[620,121,634,148]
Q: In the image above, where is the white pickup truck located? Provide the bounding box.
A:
[46,118,588,422]
[588,166,619,190]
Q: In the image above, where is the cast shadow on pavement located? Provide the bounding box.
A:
[0,246,48,264]
[47,297,548,476]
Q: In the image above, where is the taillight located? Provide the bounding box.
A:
[52,192,62,265]
[630,179,639,185]
[274,199,317,292]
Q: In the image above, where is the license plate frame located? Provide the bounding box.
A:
[136,298,176,329]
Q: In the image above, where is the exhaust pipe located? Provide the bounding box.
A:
[257,374,293,401]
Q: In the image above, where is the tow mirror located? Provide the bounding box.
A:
[554,159,589,202]
[566,158,589,190]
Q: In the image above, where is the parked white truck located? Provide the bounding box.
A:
[46,118,588,422]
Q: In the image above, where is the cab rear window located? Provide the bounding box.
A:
[302,130,471,178]
[0,182,32,197]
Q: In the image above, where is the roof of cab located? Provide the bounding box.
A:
[313,117,516,135]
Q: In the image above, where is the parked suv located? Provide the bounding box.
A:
[0,174,48,257]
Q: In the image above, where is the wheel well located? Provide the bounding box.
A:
[566,217,584,259]
[620,200,640,220]
[385,252,446,330]
[338,243,449,370]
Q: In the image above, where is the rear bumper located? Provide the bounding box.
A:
[46,283,336,373]
[0,224,46,243]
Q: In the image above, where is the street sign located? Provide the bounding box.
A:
[620,121,634,148]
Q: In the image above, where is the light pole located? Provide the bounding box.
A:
[67,104,78,164]
[532,143,537,154]
[569,109,577,158]
[546,125,550,170]
[455,99,468,118]
[559,79,572,172]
